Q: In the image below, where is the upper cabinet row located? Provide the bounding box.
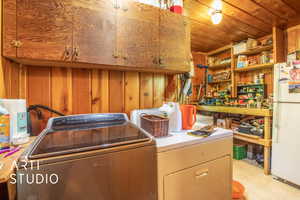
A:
[3,0,191,73]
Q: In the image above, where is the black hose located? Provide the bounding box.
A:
[27,104,65,135]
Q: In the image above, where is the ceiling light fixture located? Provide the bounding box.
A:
[209,0,223,25]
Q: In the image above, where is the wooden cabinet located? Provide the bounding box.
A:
[164,156,231,200]
[73,0,117,65]
[117,0,160,68]
[159,10,190,71]
[16,0,73,61]
[3,0,17,57]
[2,0,190,73]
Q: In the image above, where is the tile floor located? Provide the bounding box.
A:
[233,160,300,200]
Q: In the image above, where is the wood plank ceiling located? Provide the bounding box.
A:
[184,0,300,52]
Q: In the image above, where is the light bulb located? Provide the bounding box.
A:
[212,0,222,10]
[211,11,223,24]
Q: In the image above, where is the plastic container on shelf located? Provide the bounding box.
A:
[0,99,29,145]
[233,144,247,160]
[233,41,247,55]
[170,0,183,14]
[0,105,10,149]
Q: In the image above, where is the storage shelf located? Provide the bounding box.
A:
[234,63,274,72]
[208,62,231,69]
[234,132,271,147]
[237,91,264,95]
[196,105,272,117]
[207,44,232,56]
[208,79,231,84]
[237,84,265,87]
[196,104,273,175]
[234,45,273,57]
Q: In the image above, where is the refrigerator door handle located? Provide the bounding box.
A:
[273,63,282,103]
[272,103,280,143]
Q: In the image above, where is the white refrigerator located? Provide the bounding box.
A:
[272,63,300,185]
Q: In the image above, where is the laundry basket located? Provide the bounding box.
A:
[140,115,169,138]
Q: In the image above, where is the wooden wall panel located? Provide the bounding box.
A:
[140,72,153,109]
[297,28,300,51]
[9,61,20,98]
[165,74,178,101]
[100,70,109,113]
[191,53,206,101]
[153,74,165,108]
[273,27,286,63]
[52,68,72,115]
[287,25,300,54]
[19,65,27,99]
[27,66,51,134]
[287,28,297,54]
[109,71,124,113]
[125,72,140,115]
[1,59,179,134]
[2,59,17,98]
[0,63,5,98]
[27,67,51,107]
[91,69,101,113]
[72,68,92,114]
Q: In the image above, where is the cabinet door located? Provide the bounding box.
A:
[159,11,190,72]
[73,0,117,65]
[117,0,160,68]
[164,156,231,200]
[16,0,73,61]
[3,0,17,57]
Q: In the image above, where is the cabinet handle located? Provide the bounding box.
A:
[159,57,165,66]
[72,47,79,61]
[112,50,119,58]
[10,40,18,47]
[11,40,22,48]
[195,169,209,179]
[64,46,71,60]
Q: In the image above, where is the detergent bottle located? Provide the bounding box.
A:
[159,102,182,132]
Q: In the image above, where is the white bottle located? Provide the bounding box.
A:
[173,103,182,132]
[168,103,182,132]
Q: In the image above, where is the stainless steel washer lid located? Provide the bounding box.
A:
[27,114,152,159]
